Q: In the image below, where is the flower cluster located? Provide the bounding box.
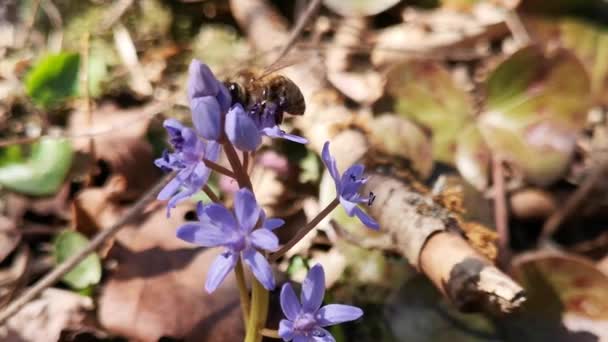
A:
[155,59,377,340]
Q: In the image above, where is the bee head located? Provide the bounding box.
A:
[225,82,246,106]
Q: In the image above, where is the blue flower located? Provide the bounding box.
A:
[321,141,379,230]
[155,118,220,216]
[176,188,285,292]
[279,264,363,342]
[225,103,308,152]
[188,59,231,141]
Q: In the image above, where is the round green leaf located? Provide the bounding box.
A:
[386,60,475,163]
[53,230,102,290]
[0,138,73,196]
[25,53,80,108]
[323,0,400,16]
[479,46,591,185]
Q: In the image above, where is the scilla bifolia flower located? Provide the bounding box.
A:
[279,264,363,341]
[176,188,284,292]
[155,119,220,216]
[188,59,231,141]
[321,142,379,230]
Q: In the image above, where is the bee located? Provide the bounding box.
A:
[224,69,306,125]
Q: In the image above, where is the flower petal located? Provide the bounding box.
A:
[301,264,325,312]
[205,141,221,162]
[339,196,358,216]
[157,176,181,201]
[316,304,363,327]
[234,188,260,232]
[311,328,336,342]
[188,60,220,98]
[191,96,222,141]
[352,206,380,230]
[243,249,275,290]
[278,319,295,341]
[217,83,232,113]
[225,104,261,151]
[321,142,340,184]
[293,336,310,342]
[261,126,308,145]
[280,283,301,321]
[250,228,279,252]
[199,203,238,231]
[176,222,231,247]
[205,251,237,293]
[262,218,285,230]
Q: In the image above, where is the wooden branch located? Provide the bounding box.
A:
[230,0,525,314]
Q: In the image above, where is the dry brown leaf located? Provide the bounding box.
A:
[0,216,20,263]
[0,288,93,342]
[98,203,244,342]
[68,102,162,201]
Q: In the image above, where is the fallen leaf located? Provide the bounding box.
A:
[68,102,162,200]
[0,216,20,263]
[53,230,102,290]
[98,204,243,341]
[0,288,93,342]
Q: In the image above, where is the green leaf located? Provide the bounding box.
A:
[479,46,591,185]
[0,138,73,196]
[25,53,80,108]
[53,230,102,290]
[386,60,475,163]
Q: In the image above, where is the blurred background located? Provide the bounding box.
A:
[1,0,608,341]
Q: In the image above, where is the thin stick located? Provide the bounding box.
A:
[505,10,531,47]
[235,258,250,324]
[203,158,236,178]
[540,167,603,242]
[0,173,174,323]
[203,185,220,203]
[492,155,510,267]
[20,0,41,48]
[264,0,322,74]
[270,198,339,262]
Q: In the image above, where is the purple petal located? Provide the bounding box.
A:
[301,264,325,312]
[352,206,380,230]
[262,218,285,230]
[261,126,308,145]
[234,188,260,232]
[191,96,222,141]
[199,203,238,231]
[311,328,336,342]
[339,196,358,216]
[280,283,301,321]
[157,176,181,201]
[205,141,221,163]
[196,201,205,220]
[321,142,340,184]
[250,229,279,251]
[225,105,261,151]
[294,336,310,342]
[188,60,220,98]
[205,251,237,293]
[278,319,295,341]
[243,249,275,290]
[176,222,231,247]
[316,304,363,327]
[217,83,232,113]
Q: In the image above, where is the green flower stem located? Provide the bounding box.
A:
[245,278,270,342]
[235,258,250,324]
[270,198,340,262]
[260,328,281,339]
